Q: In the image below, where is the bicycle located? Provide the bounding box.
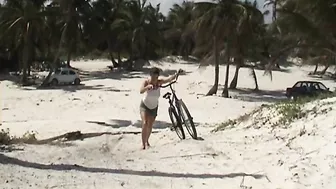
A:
[160,70,198,140]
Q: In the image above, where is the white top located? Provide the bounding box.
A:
[142,85,161,109]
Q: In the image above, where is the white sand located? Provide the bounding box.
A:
[1,58,336,189]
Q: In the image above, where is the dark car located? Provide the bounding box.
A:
[286,81,332,100]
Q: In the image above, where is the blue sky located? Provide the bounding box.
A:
[148,0,272,23]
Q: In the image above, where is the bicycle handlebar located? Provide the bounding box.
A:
[160,69,183,88]
[160,80,177,88]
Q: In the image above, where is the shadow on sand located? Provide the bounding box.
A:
[253,67,292,73]
[240,60,294,73]
[230,88,287,103]
[0,145,24,153]
[308,72,336,82]
[0,153,269,180]
[87,119,201,130]
[0,74,20,82]
[21,84,131,92]
[86,119,171,129]
[155,56,200,65]
[79,67,191,81]
[15,67,191,92]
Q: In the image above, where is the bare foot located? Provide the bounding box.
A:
[142,145,146,150]
[146,142,150,147]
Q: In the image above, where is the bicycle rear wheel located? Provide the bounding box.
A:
[168,107,185,140]
[178,99,197,139]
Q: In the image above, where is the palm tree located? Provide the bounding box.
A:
[229,0,264,90]
[56,0,93,67]
[43,3,62,62]
[0,0,48,84]
[193,0,255,97]
[165,2,195,58]
[144,3,166,59]
[41,0,93,86]
[257,0,335,81]
[120,0,164,69]
[89,0,128,67]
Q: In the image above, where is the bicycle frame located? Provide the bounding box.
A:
[167,85,180,108]
[161,77,184,118]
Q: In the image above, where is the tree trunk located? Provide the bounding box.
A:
[184,43,188,60]
[22,46,28,84]
[108,40,119,67]
[28,64,31,76]
[109,52,119,68]
[41,22,69,87]
[143,40,147,60]
[229,55,243,89]
[66,41,73,68]
[128,31,137,71]
[65,4,77,68]
[229,65,240,89]
[206,36,219,96]
[333,58,336,77]
[251,67,259,91]
[313,63,318,74]
[221,47,230,98]
[127,45,134,71]
[22,29,32,85]
[272,3,277,21]
[181,41,189,60]
[321,63,329,75]
[117,50,122,64]
[28,46,35,75]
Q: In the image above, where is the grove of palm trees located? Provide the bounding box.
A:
[1,0,335,95]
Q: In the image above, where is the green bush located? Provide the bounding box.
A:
[212,106,266,132]
[274,102,305,126]
[0,129,37,145]
[0,129,12,145]
[212,119,237,132]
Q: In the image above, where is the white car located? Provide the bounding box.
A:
[49,67,81,86]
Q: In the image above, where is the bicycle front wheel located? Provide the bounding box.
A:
[178,99,197,139]
[168,107,185,140]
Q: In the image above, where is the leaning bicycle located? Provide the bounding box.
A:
[161,70,198,140]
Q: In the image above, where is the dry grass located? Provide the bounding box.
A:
[0,129,37,145]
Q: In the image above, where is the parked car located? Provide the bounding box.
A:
[286,81,332,100]
[49,67,81,86]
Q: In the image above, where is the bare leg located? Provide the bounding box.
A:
[142,125,148,149]
[140,111,148,150]
[146,115,156,147]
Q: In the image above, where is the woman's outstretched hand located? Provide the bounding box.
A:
[174,69,184,79]
[146,84,154,90]
[177,69,184,74]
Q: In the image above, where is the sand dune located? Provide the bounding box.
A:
[1,58,336,189]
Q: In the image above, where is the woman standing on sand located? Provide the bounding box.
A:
[139,67,180,150]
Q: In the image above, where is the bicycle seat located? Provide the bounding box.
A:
[163,92,172,99]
